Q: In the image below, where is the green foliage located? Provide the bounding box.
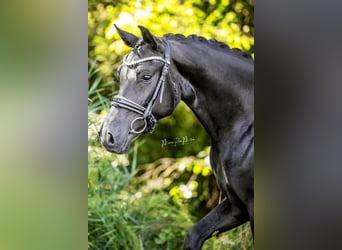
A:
[203,223,253,250]
[88,128,193,249]
[88,113,253,249]
[87,60,112,115]
[88,0,254,83]
[132,147,219,218]
[130,103,211,165]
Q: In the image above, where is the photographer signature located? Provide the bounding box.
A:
[161,136,197,148]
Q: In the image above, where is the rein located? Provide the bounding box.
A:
[112,38,171,134]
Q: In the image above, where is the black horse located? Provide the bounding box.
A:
[99,25,254,249]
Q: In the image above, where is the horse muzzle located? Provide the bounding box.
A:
[98,121,132,154]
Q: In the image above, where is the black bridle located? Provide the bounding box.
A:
[112,38,171,134]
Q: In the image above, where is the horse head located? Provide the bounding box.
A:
[99,25,181,154]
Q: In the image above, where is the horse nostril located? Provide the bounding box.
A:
[107,132,114,145]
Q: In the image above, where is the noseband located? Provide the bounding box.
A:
[112,38,171,134]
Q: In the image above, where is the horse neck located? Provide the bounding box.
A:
[169,39,254,142]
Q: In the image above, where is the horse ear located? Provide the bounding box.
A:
[114,24,139,48]
[138,25,159,50]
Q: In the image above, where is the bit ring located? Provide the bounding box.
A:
[129,117,147,134]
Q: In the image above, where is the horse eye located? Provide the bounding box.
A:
[142,74,152,81]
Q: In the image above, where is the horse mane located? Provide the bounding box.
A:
[163,33,253,62]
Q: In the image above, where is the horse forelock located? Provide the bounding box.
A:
[163,33,253,62]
